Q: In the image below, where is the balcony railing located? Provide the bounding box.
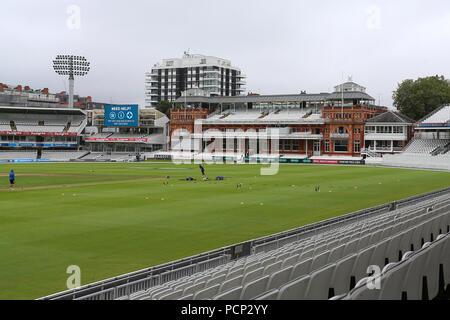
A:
[330,133,350,139]
[364,146,404,152]
[364,133,408,141]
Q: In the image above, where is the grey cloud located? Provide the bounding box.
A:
[0,0,449,108]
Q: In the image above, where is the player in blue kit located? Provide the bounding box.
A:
[9,169,15,191]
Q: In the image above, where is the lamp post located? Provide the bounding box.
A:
[53,55,90,108]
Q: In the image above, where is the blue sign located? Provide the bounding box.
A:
[0,143,77,148]
[12,159,50,163]
[104,105,139,127]
[419,123,450,128]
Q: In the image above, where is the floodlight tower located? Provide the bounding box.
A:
[52,55,90,108]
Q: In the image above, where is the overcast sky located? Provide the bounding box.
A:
[1,0,449,109]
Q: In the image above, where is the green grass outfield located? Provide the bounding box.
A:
[0,162,449,299]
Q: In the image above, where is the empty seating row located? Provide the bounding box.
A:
[0,151,36,160]
[41,151,89,161]
[252,194,448,255]
[15,125,67,133]
[129,200,446,300]
[421,105,450,124]
[338,232,450,300]
[120,194,449,300]
[403,139,450,154]
[108,133,149,139]
[202,109,321,123]
[79,153,136,161]
[229,211,450,300]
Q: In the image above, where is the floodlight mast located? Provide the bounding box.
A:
[68,62,75,110]
[52,55,90,109]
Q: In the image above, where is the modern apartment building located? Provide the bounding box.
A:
[145,52,246,108]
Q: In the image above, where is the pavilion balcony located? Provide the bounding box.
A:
[330,133,350,139]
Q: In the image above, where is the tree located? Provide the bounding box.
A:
[155,100,172,118]
[393,75,450,120]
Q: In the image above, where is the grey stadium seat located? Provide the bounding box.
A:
[310,250,330,271]
[213,286,243,300]
[370,237,391,268]
[330,254,358,296]
[242,267,264,285]
[174,281,194,292]
[194,274,211,284]
[205,274,227,288]
[399,229,414,254]
[327,244,346,264]
[423,237,446,299]
[368,230,383,246]
[244,261,261,274]
[158,289,184,300]
[304,264,336,300]
[225,267,244,281]
[182,281,206,296]
[254,289,279,300]
[263,261,283,276]
[345,277,381,300]
[266,266,294,291]
[289,258,313,281]
[240,275,270,300]
[193,284,221,300]
[385,232,403,263]
[151,288,175,300]
[275,252,292,263]
[402,241,437,299]
[378,261,408,300]
[343,239,359,257]
[277,275,310,300]
[219,275,244,294]
[260,257,277,268]
[356,234,371,251]
[352,245,377,284]
[443,234,450,291]
[299,249,314,261]
[281,254,300,268]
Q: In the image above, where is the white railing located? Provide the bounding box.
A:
[73,254,230,300]
[364,133,408,141]
[361,148,381,158]
[365,146,403,152]
[330,133,350,139]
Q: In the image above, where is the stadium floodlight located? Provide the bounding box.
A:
[52,55,90,108]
